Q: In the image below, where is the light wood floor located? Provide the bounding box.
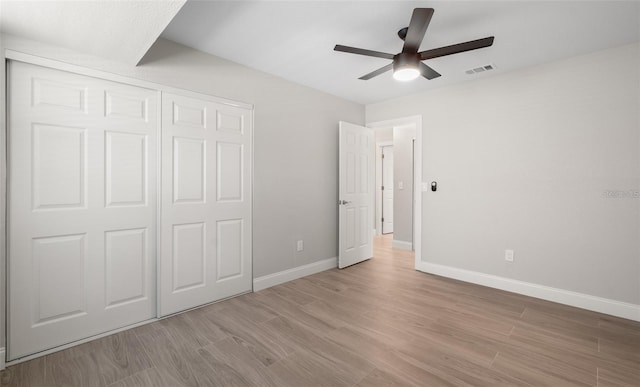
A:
[2,234,639,386]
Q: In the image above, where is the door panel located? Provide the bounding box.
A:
[8,61,157,360]
[217,142,243,201]
[172,101,207,128]
[32,234,87,325]
[172,222,207,292]
[160,92,252,316]
[359,206,369,247]
[216,219,243,280]
[104,228,147,307]
[32,124,86,210]
[105,132,147,207]
[32,77,87,112]
[338,121,373,268]
[173,137,206,203]
[104,90,149,121]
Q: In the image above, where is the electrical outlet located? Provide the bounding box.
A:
[296,240,304,252]
[505,249,514,262]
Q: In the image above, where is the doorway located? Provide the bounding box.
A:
[372,124,416,250]
[381,145,394,234]
[368,116,422,270]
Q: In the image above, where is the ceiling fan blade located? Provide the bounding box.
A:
[359,63,394,80]
[419,63,441,80]
[402,8,434,53]
[334,45,395,60]
[419,36,495,61]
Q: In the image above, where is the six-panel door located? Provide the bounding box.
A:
[159,92,253,316]
[8,61,158,360]
[338,121,374,269]
[7,61,254,360]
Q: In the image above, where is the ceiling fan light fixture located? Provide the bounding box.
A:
[392,53,420,81]
[393,67,420,81]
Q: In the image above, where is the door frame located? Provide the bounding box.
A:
[0,50,254,367]
[375,141,393,236]
[367,116,422,270]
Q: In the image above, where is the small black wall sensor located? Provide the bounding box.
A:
[431,181,437,192]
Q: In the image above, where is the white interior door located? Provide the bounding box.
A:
[159,92,252,316]
[338,121,374,269]
[381,145,394,234]
[7,61,157,360]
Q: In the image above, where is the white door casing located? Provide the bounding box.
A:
[338,121,374,269]
[159,92,253,316]
[381,145,394,234]
[7,61,157,360]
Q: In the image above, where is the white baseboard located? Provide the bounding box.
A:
[0,347,5,370]
[253,257,337,292]
[392,239,413,250]
[417,261,640,322]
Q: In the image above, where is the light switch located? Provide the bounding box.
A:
[398,181,404,190]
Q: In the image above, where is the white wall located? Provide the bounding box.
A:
[0,34,364,349]
[367,43,640,307]
[375,127,393,143]
[392,124,416,248]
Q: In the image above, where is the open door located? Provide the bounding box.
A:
[338,121,374,268]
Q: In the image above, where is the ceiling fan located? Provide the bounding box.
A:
[334,8,494,81]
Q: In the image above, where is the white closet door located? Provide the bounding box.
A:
[159,92,252,316]
[7,61,157,360]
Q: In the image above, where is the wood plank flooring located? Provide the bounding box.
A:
[2,234,639,386]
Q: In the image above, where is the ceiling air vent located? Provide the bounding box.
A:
[465,63,496,75]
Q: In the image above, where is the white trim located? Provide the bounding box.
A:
[392,239,413,251]
[250,109,256,291]
[155,90,163,330]
[0,39,6,375]
[367,116,422,270]
[417,261,640,322]
[253,257,337,292]
[4,49,254,110]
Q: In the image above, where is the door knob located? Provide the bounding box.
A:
[339,200,351,205]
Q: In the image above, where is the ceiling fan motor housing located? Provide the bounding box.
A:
[393,52,420,72]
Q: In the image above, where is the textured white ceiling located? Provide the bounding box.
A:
[0,0,186,65]
[1,1,637,103]
[162,1,640,104]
